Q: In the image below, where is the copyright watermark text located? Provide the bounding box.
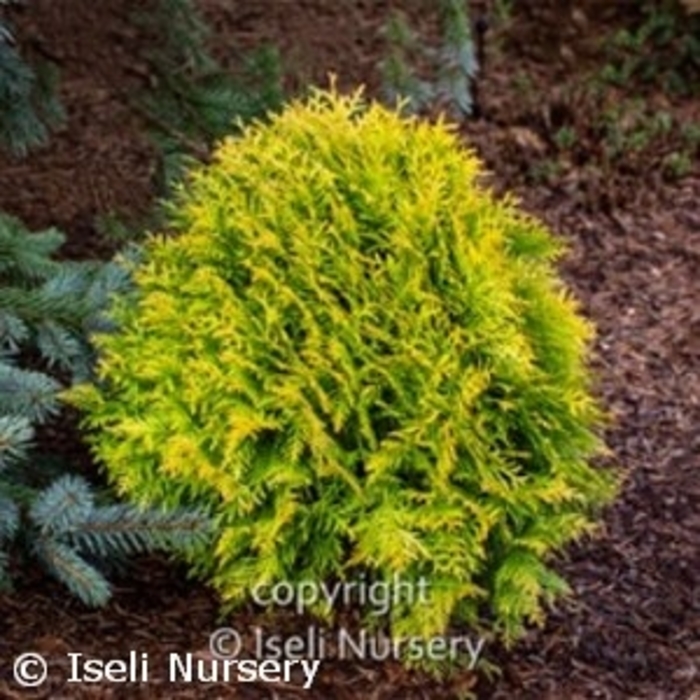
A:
[251,573,430,616]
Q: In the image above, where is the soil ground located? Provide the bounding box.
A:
[1,1,699,698]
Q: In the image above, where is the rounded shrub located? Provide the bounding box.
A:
[69,87,617,644]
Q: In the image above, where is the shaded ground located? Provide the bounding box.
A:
[1,1,699,698]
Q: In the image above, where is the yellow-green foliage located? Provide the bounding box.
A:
[68,87,617,644]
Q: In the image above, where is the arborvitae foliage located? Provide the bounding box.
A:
[0,213,211,605]
[0,0,64,155]
[69,88,618,644]
[380,0,477,118]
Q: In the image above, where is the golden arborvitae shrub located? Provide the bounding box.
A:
[67,87,618,645]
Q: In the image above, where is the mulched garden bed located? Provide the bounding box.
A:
[1,1,698,698]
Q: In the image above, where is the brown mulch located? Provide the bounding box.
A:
[1,1,699,698]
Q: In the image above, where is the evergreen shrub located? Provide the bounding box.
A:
[380,0,477,118]
[133,0,283,195]
[69,88,618,643]
[0,213,210,605]
[0,0,64,155]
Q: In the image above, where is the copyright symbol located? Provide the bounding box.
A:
[209,627,242,659]
[13,653,48,687]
